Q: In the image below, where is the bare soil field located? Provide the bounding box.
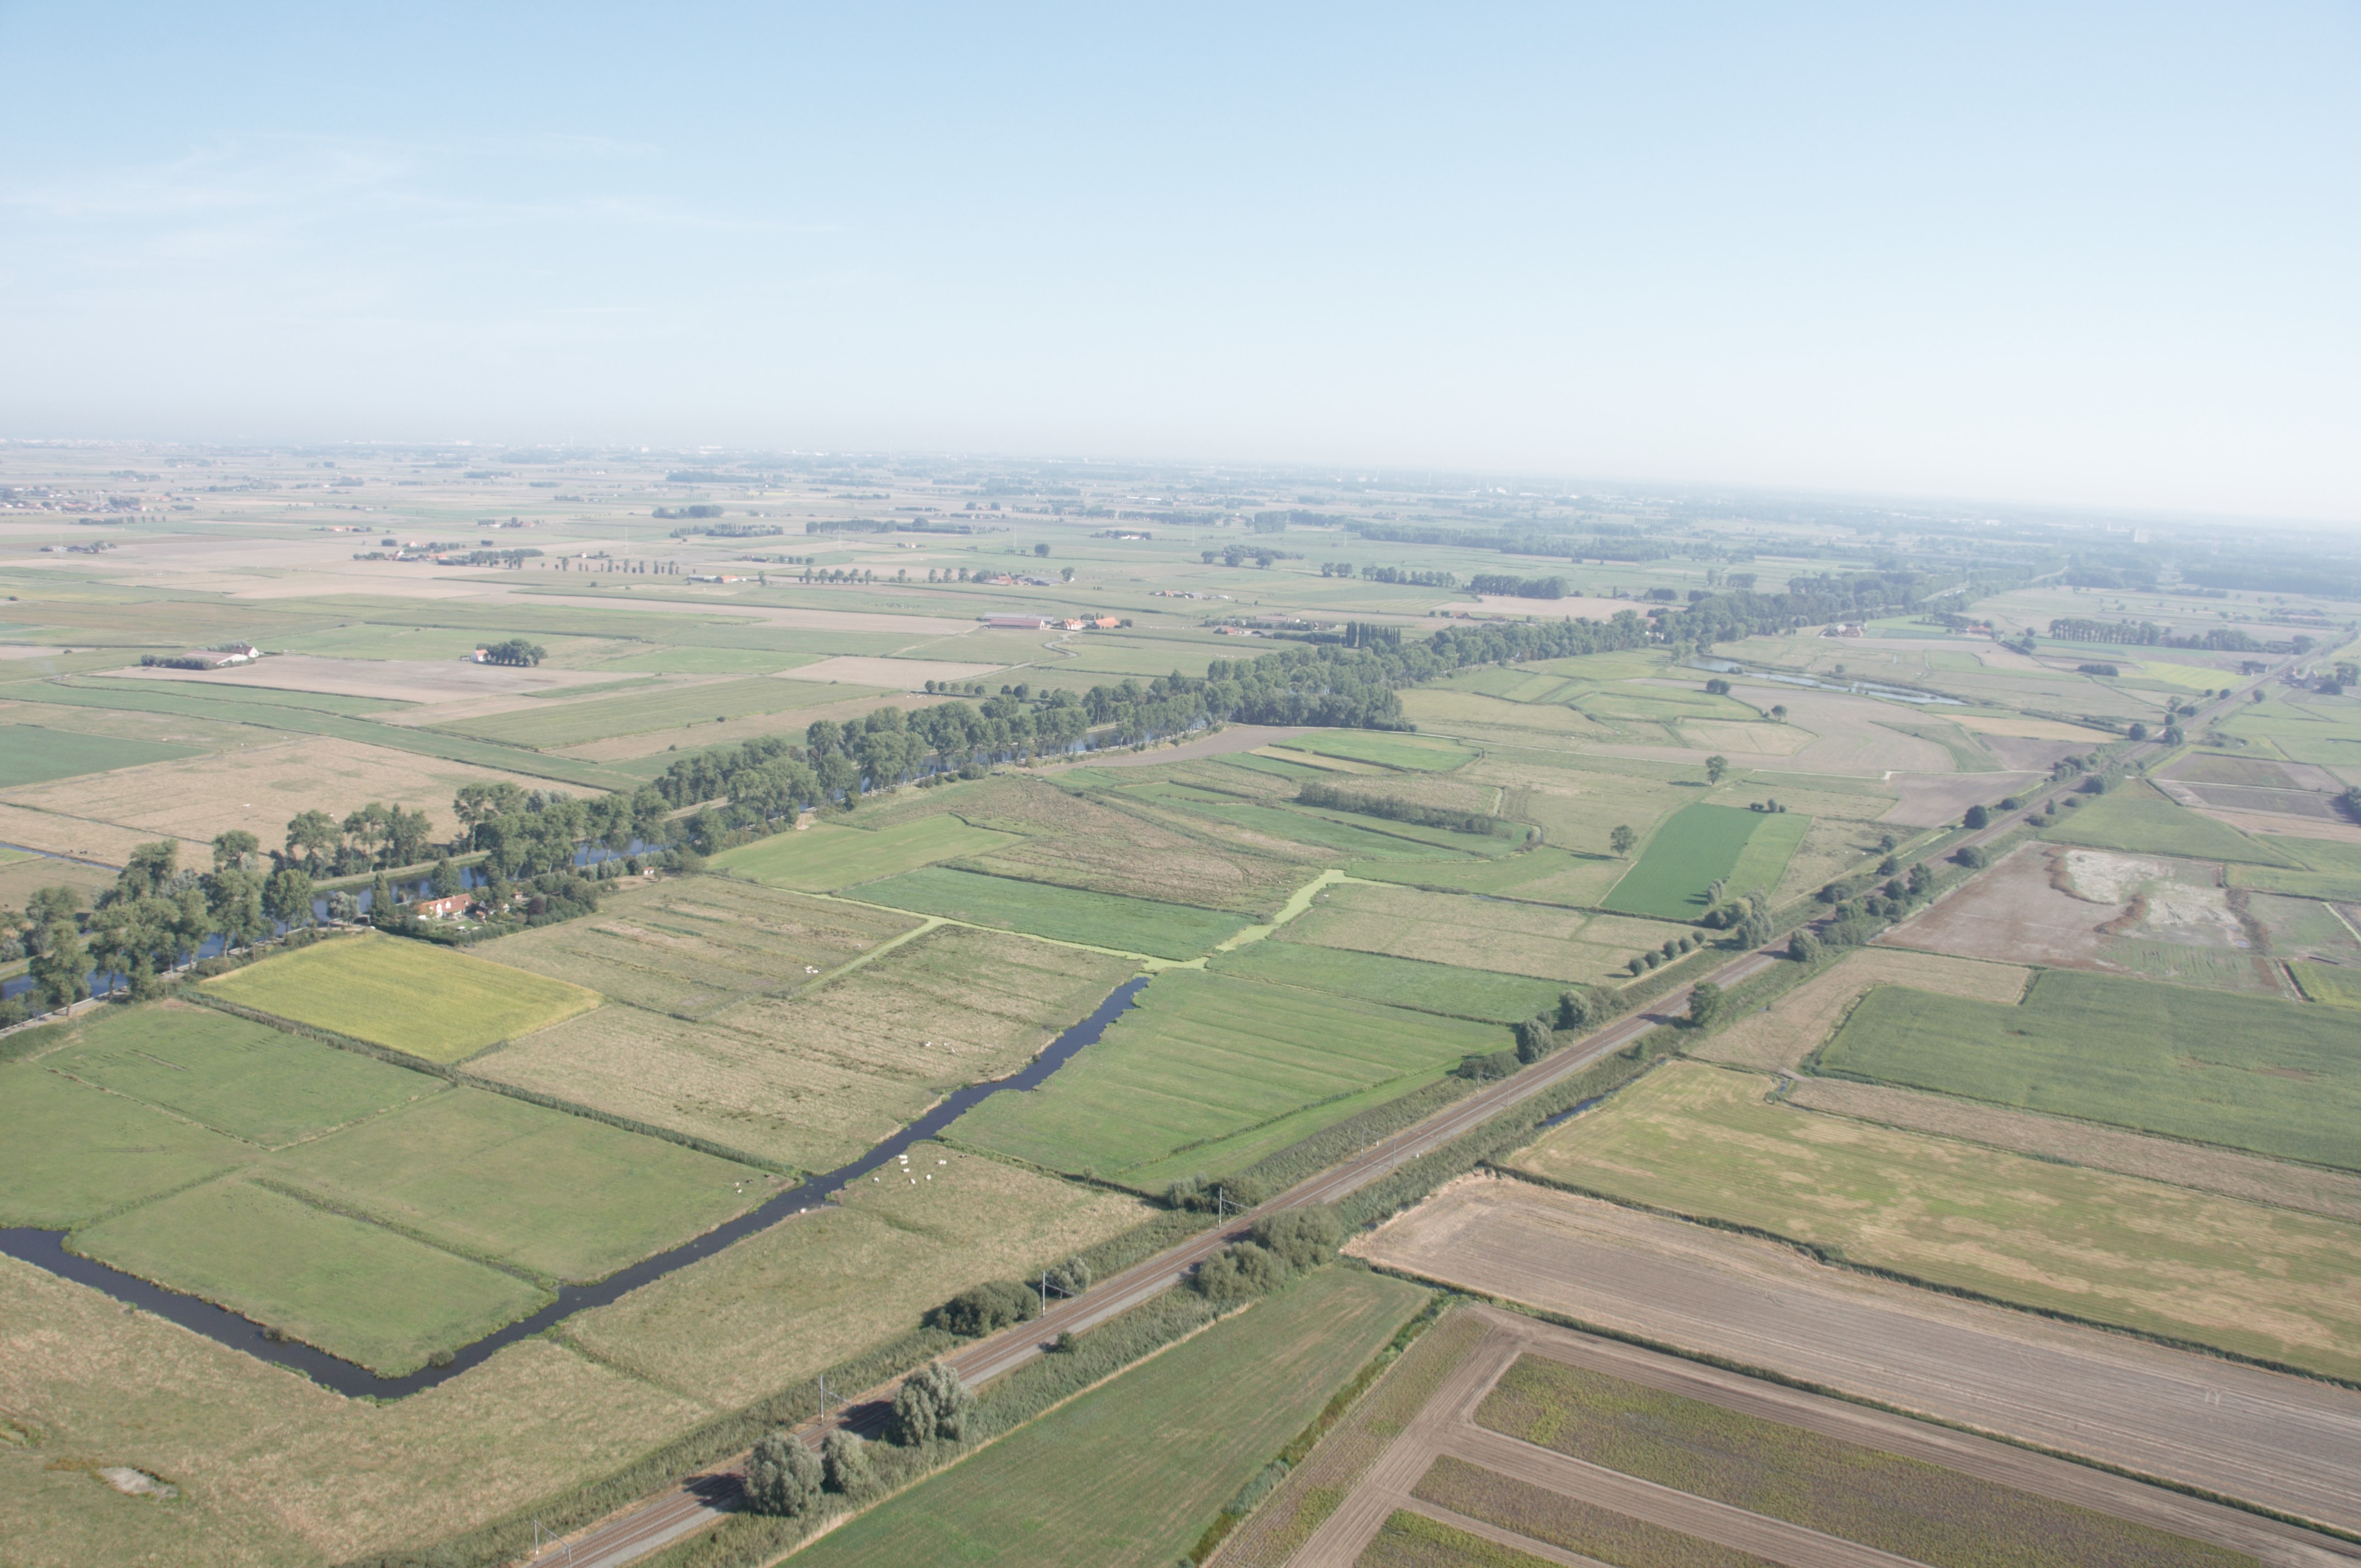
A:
[475,876,920,1019]
[1351,1178,2361,1540]
[1781,1077,2361,1225]
[0,734,578,851]
[561,1142,1146,1409]
[1875,842,2117,966]
[1689,946,2030,1073]
[471,923,1138,1172]
[112,654,617,703]
[787,655,1003,687]
[1879,770,2040,826]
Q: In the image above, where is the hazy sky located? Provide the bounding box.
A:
[2,3,2354,519]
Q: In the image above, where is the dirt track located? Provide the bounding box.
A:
[1354,1178,2361,1540]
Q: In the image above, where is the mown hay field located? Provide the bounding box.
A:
[787,1266,1425,1568]
[34,999,441,1147]
[1280,880,1690,984]
[473,924,1138,1172]
[1472,1357,2249,1568]
[429,674,868,749]
[1356,1509,1568,1568]
[0,722,202,788]
[1145,790,1515,864]
[0,1065,255,1226]
[267,1087,764,1282]
[1602,803,1782,919]
[475,876,919,1018]
[1209,940,1566,1023]
[948,968,1500,1187]
[2042,784,2299,866]
[205,934,602,1061]
[565,1142,1146,1408]
[2227,835,2361,900]
[710,814,1023,891]
[847,865,1250,958]
[69,1177,547,1376]
[1689,947,2031,1073]
[1511,1063,2361,1381]
[1343,846,1629,907]
[1275,729,1480,771]
[1817,971,2361,1171]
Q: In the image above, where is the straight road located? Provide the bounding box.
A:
[537,660,2277,1567]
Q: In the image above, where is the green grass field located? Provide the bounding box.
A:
[267,1088,760,1281]
[1817,971,2360,1170]
[590,646,819,675]
[1274,729,1478,771]
[0,1065,255,1226]
[2227,836,2361,900]
[1155,795,1510,862]
[1208,941,1566,1023]
[37,1001,441,1147]
[846,866,1250,958]
[949,968,1500,1185]
[1472,1358,2246,1568]
[1514,1063,2361,1380]
[712,815,1024,891]
[68,1177,546,1375]
[1342,846,1629,906]
[790,1267,1426,1568]
[2291,961,2361,1009]
[431,676,866,749]
[1721,809,1811,899]
[1602,803,1776,919]
[2042,783,2300,865]
[0,723,202,788]
[204,934,602,1061]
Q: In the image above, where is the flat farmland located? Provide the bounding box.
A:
[205,934,602,1061]
[0,733,581,851]
[948,968,1500,1186]
[589,645,820,675]
[1281,880,1691,984]
[2043,783,2299,865]
[1209,940,1566,1023]
[34,999,440,1146]
[847,865,1252,957]
[1510,1062,2361,1380]
[551,688,925,761]
[1152,792,1513,864]
[1344,846,1629,907]
[1602,803,1789,919]
[473,924,1138,1172]
[1355,1510,1567,1568]
[2293,960,2361,1008]
[430,674,874,749]
[475,876,920,1018]
[120,652,617,704]
[564,1142,1146,1408]
[1276,729,1481,771]
[0,1065,255,1225]
[2227,835,2361,900]
[1689,946,2030,1074]
[266,1087,760,1283]
[0,723,202,788]
[710,814,1024,891]
[68,1177,547,1376]
[788,1266,1425,1568]
[0,850,114,911]
[1352,1180,2361,1537]
[1817,970,2361,1170]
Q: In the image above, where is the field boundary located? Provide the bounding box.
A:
[1488,1164,2361,1393]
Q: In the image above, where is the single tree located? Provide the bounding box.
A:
[29,921,89,1010]
[211,829,260,872]
[888,1362,974,1446]
[1608,824,1636,857]
[1788,930,1823,963]
[1770,704,1788,722]
[742,1431,823,1516]
[1555,989,1596,1031]
[264,867,315,931]
[1033,542,1051,557]
[1195,1241,1288,1300]
[285,809,339,870]
[1250,1207,1342,1271]
[1963,803,1990,829]
[820,1430,873,1495]
[1704,755,1728,785]
[1688,980,1724,1028]
[1513,1015,1554,1063]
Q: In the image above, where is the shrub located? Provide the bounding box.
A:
[1455,1048,1520,1081]
[1249,1206,1342,1271]
[819,1430,872,1495]
[1166,1173,1266,1212]
[888,1361,974,1446]
[1195,1242,1289,1300]
[1953,845,1990,869]
[744,1431,823,1516]
[929,1280,1038,1337]
[1999,795,2023,810]
[1043,1256,1092,1298]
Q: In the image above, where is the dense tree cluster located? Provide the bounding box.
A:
[1467,573,1568,599]
[478,638,546,666]
[2047,618,2266,651]
[1294,782,1498,835]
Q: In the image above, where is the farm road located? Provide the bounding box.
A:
[1358,1179,2361,1542]
[1286,1306,2357,1568]
[536,667,2277,1567]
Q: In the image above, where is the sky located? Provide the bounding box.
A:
[1,2,2354,520]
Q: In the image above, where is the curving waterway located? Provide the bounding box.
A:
[0,974,1151,1398]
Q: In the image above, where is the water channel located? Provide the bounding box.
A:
[0,974,1152,1398]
